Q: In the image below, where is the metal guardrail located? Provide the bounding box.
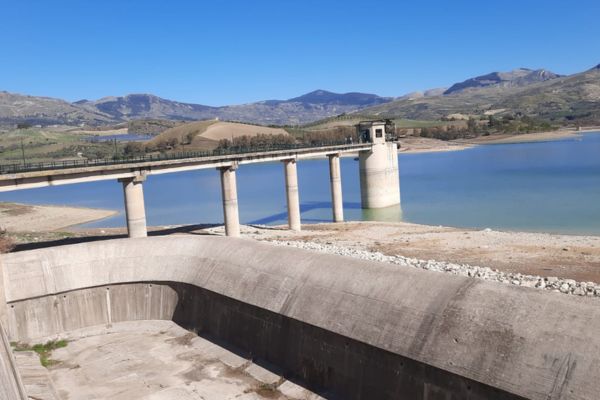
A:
[0,141,367,175]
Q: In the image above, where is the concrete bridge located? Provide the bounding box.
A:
[0,121,401,236]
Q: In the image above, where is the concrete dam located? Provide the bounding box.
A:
[1,236,600,399]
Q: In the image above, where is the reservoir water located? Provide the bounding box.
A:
[2,132,599,235]
[85,133,151,142]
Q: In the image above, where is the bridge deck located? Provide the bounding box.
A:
[0,143,371,192]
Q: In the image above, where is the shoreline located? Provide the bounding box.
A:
[457,127,599,146]
[9,217,600,285]
[400,126,600,154]
[0,202,118,232]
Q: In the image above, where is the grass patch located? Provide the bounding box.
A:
[244,382,281,398]
[11,339,68,367]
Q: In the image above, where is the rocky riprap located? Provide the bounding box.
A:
[265,239,600,299]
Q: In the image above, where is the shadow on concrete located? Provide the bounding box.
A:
[170,281,522,400]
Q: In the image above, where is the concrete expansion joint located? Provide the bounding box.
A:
[119,174,146,184]
[360,168,398,174]
[217,161,239,171]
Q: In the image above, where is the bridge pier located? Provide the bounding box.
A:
[218,165,240,237]
[283,159,301,231]
[119,175,147,238]
[328,153,344,222]
[357,121,400,209]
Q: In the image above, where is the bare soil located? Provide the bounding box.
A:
[0,202,117,232]
[246,222,600,283]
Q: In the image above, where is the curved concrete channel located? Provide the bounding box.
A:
[1,236,599,399]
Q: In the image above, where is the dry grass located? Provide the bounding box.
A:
[0,228,14,253]
[145,120,291,153]
[200,122,288,141]
[145,120,218,148]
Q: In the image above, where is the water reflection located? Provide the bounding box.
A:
[361,204,403,222]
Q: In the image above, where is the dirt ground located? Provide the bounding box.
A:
[398,136,473,153]
[0,202,117,232]
[397,128,595,154]
[201,121,289,141]
[246,221,600,283]
[461,129,584,145]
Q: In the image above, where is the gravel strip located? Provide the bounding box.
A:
[264,239,600,298]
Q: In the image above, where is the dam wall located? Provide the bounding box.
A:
[0,260,26,400]
[1,237,600,399]
[4,283,178,340]
[0,321,25,400]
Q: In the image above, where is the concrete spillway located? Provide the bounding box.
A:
[1,236,600,399]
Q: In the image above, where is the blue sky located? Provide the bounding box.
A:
[1,0,599,105]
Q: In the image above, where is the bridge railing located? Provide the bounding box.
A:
[0,141,364,175]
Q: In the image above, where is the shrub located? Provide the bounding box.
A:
[0,228,14,253]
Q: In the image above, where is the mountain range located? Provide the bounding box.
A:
[1,64,599,127]
[443,68,561,94]
[0,90,392,127]
[361,64,600,124]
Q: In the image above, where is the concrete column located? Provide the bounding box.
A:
[219,165,240,237]
[119,176,147,238]
[328,153,344,222]
[359,142,401,209]
[283,159,301,231]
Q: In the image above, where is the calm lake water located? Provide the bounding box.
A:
[86,133,151,142]
[2,132,599,235]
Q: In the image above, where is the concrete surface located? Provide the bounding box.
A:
[120,175,148,238]
[327,154,343,222]
[2,236,600,399]
[19,320,318,400]
[358,142,401,209]
[0,321,27,400]
[0,259,26,400]
[5,283,179,340]
[219,166,240,237]
[283,159,301,231]
[12,351,60,400]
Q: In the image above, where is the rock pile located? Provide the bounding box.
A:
[266,240,600,298]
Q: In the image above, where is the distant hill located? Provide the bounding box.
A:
[358,64,600,124]
[285,90,391,106]
[145,120,290,152]
[75,94,214,121]
[444,68,561,94]
[2,64,599,127]
[0,91,113,126]
[0,90,393,127]
[495,65,600,123]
